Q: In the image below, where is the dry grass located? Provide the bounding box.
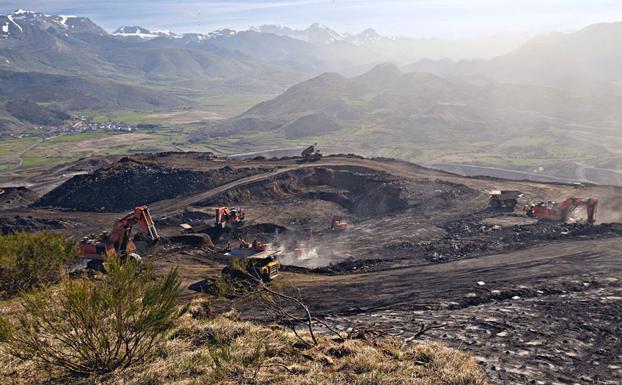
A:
[0,297,487,385]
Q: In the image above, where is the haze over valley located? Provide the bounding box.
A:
[1,8,622,185]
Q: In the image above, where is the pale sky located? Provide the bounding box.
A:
[3,0,622,37]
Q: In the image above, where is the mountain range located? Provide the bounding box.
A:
[206,62,622,144]
[0,9,528,134]
[191,21,622,181]
[406,22,622,92]
[2,8,622,184]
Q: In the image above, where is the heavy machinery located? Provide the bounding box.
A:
[489,190,523,209]
[79,205,159,260]
[238,237,266,252]
[246,254,280,281]
[526,197,598,224]
[215,207,245,228]
[301,144,322,162]
[331,217,348,231]
[223,249,280,282]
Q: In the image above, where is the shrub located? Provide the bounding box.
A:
[0,232,77,297]
[0,317,11,342]
[7,256,182,374]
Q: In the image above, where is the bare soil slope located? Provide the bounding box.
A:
[1,153,621,384]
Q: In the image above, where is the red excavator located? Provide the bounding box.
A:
[79,205,159,260]
[215,207,245,228]
[526,197,598,224]
[331,217,348,231]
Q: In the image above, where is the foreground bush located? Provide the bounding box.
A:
[5,257,182,374]
[0,296,488,385]
[0,232,77,297]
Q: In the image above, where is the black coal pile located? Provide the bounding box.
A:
[0,187,39,209]
[156,210,215,227]
[1,215,78,234]
[200,166,476,218]
[418,219,622,263]
[35,158,267,212]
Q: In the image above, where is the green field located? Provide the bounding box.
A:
[0,137,38,156]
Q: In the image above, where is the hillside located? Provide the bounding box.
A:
[406,21,622,92]
[0,295,487,385]
[2,153,622,384]
[198,63,622,180]
[0,10,316,133]
[0,9,530,135]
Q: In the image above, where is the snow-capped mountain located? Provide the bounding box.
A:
[112,25,239,41]
[113,26,176,39]
[255,23,344,45]
[344,28,388,46]
[0,9,105,39]
[252,23,398,46]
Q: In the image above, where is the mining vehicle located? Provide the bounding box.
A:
[301,144,322,162]
[79,205,159,261]
[246,254,280,281]
[223,250,280,282]
[215,207,245,228]
[526,197,598,224]
[239,237,267,252]
[489,190,523,209]
[331,217,348,231]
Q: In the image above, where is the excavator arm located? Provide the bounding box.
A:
[556,197,598,223]
[79,205,160,260]
[215,207,245,228]
[527,197,598,224]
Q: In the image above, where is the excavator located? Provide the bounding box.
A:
[301,144,322,162]
[331,217,348,231]
[79,205,159,261]
[525,197,598,224]
[215,207,245,228]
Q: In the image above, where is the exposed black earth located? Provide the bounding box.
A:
[1,153,621,385]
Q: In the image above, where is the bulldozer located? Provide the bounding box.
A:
[525,197,598,224]
[489,190,523,209]
[301,144,322,162]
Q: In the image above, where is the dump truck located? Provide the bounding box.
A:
[222,247,281,282]
[489,190,523,209]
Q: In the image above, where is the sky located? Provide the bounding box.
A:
[2,0,622,38]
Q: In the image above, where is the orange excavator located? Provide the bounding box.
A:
[526,197,598,224]
[331,217,348,231]
[215,207,245,228]
[79,205,159,260]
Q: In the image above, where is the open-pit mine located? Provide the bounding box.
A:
[1,152,621,384]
